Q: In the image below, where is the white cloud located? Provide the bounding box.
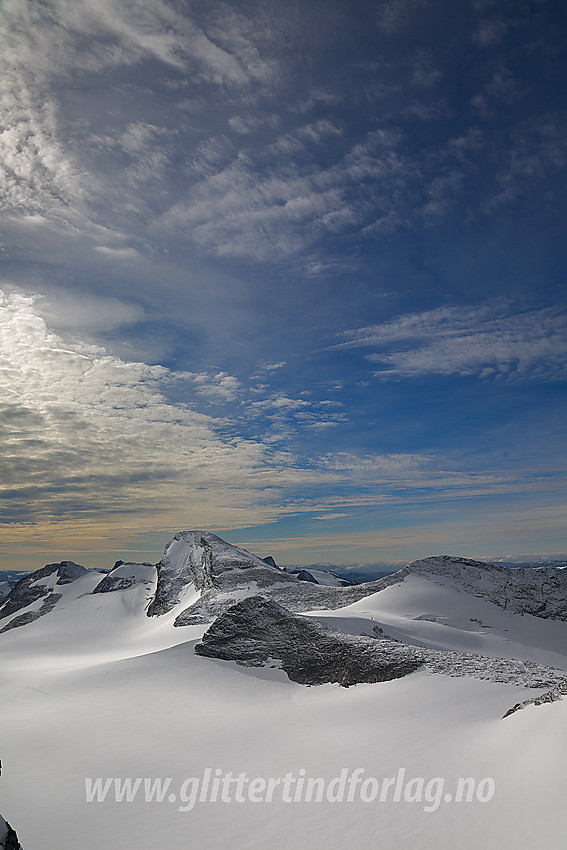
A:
[250,395,311,413]
[1,0,274,81]
[319,452,433,475]
[293,89,343,114]
[270,120,343,154]
[1,0,556,273]
[39,290,146,333]
[411,50,443,88]
[486,113,567,210]
[189,371,241,402]
[2,291,459,539]
[161,126,415,261]
[341,304,567,381]
[0,289,318,532]
[2,291,561,559]
[228,114,280,135]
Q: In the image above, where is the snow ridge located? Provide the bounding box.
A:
[502,679,567,718]
[403,555,567,619]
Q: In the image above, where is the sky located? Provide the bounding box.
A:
[0,0,566,572]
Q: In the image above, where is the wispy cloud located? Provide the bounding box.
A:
[341,304,567,381]
[161,126,420,261]
[0,0,277,241]
[376,0,430,35]
[8,290,541,535]
[2,0,563,273]
[472,17,517,48]
[486,112,567,209]
[1,0,275,81]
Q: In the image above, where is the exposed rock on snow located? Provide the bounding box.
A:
[0,572,22,595]
[0,594,62,634]
[502,679,567,718]
[195,595,424,687]
[0,815,23,850]
[195,596,566,690]
[261,556,278,568]
[290,568,317,583]
[0,561,88,630]
[423,651,564,689]
[93,562,156,594]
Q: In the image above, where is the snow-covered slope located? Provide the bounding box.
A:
[1,534,567,849]
[308,573,567,672]
[2,601,566,850]
[396,555,567,619]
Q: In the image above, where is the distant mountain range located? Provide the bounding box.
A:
[1,531,566,688]
[3,554,563,603]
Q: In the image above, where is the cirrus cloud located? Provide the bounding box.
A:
[341,304,567,382]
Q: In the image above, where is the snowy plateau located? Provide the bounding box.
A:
[0,530,566,849]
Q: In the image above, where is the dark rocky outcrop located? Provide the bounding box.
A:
[93,563,155,594]
[292,569,318,584]
[282,567,357,586]
[0,816,23,850]
[0,594,61,634]
[0,561,87,624]
[195,595,424,687]
[503,678,567,718]
[195,595,565,690]
[261,556,278,568]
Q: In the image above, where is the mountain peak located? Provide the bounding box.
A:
[147,530,294,618]
[0,561,88,625]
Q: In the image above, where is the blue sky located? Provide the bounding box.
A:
[0,0,566,571]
